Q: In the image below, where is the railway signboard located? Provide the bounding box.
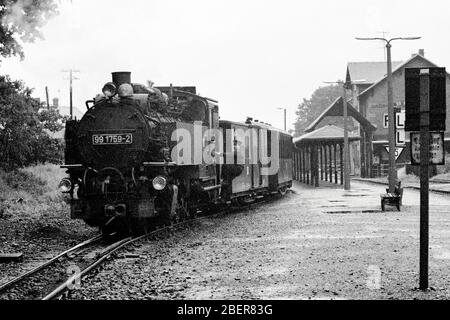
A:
[384,146,405,161]
[383,110,406,145]
[405,67,446,132]
[405,67,447,291]
[410,132,445,165]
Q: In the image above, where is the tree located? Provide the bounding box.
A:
[0,0,58,60]
[0,75,65,169]
[293,84,355,137]
[38,107,66,132]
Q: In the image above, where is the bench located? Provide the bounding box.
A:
[380,182,403,212]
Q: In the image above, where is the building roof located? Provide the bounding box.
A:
[358,54,441,97]
[59,106,85,120]
[294,124,360,145]
[45,128,65,140]
[346,61,403,85]
[304,96,377,133]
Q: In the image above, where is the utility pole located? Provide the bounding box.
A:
[62,69,80,118]
[45,86,50,109]
[277,108,287,131]
[356,36,421,193]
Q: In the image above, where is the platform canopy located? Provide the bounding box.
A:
[294,124,361,146]
[304,97,376,133]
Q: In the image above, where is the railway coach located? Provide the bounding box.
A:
[219,118,293,202]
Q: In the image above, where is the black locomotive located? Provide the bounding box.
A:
[60,72,292,234]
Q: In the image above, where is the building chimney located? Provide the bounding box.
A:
[418,49,425,57]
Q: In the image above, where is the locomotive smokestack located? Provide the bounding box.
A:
[112,72,131,87]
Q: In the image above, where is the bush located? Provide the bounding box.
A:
[22,164,66,192]
[1,169,47,196]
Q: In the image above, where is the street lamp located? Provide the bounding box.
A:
[355,36,421,193]
[277,107,287,131]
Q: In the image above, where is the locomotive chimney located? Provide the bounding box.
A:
[112,71,132,87]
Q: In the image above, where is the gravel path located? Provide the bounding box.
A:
[64,181,450,300]
[3,180,450,300]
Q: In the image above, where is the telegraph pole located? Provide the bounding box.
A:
[45,86,50,109]
[277,108,287,131]
[62,69,80,118]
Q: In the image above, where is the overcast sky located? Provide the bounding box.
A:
[1,0,449,130]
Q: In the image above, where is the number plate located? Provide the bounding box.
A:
[92,134,133,145]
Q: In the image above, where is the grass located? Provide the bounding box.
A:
[22,164,67,202]
[0,164,67,219]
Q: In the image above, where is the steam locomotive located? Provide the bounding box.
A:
[60,72,292,234]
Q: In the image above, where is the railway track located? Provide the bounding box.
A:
[0,234,104,300]
[0,194,282,300]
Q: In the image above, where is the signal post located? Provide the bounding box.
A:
[406,67,446,290]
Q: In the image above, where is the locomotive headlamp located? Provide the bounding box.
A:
[118,83,134,98]
[102,82,117,98]
[58,178,73,193]
[152,176,167,191]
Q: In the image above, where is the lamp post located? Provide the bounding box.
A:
[277,107,287,131]
[355,36,421,193]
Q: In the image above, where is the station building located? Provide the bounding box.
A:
[346,49,450,177]
[294,49,450,181]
